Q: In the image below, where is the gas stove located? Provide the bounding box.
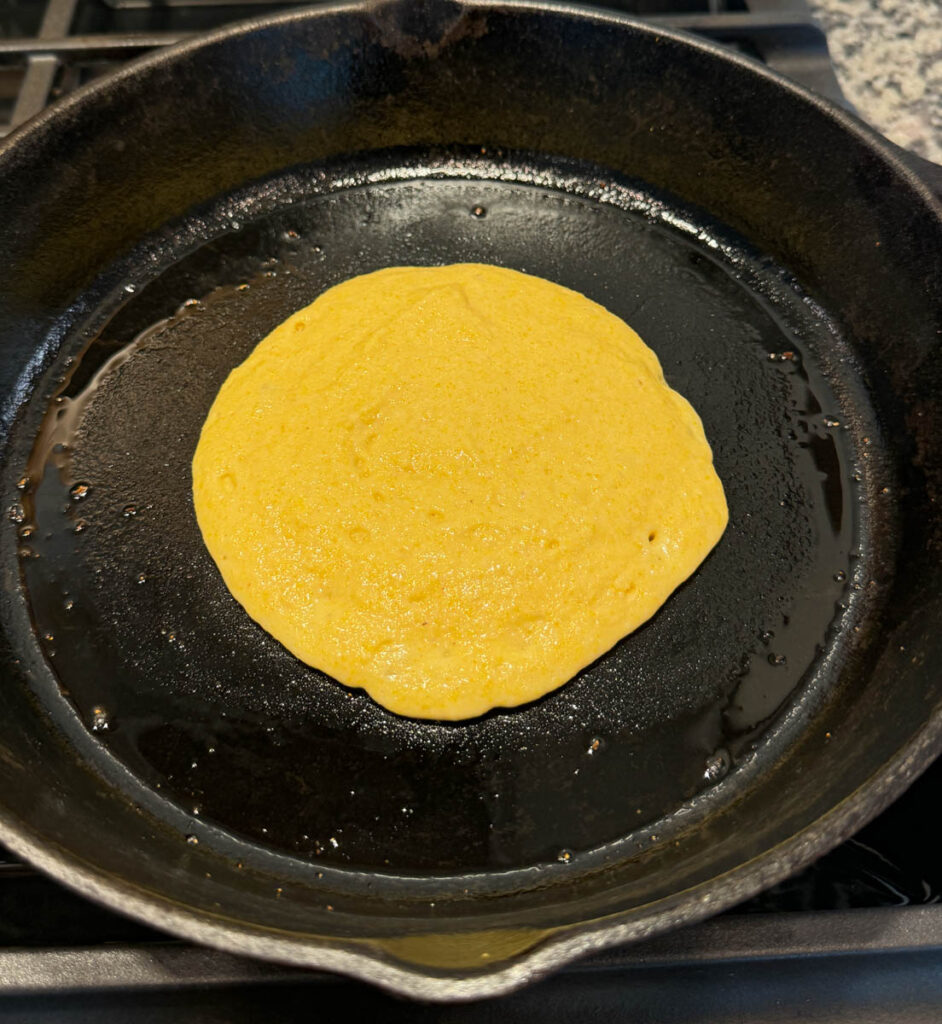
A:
[0,1,939,1019]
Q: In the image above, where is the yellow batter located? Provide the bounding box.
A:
[193,264,727,719]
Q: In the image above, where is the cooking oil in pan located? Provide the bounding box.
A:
[10,156,873,874]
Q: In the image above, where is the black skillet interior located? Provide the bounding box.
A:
[15,154,859,874]
[0,0,940,991]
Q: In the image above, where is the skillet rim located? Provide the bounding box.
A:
[0,0,940,1000]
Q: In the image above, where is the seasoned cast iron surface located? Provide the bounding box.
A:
[13,153,860,873]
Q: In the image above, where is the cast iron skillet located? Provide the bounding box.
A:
[0,0,940,1001]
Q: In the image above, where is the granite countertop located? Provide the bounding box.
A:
[806,0,941,162]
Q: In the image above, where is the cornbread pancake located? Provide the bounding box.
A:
[192,264,727,719]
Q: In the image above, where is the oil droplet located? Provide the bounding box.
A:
[124,283,136,294]
[768,653,787,666]
[587,738,602,755]
[43,633,54,643]
[183,298,200,308]
[759,630,774,645]
[90,706,110,732]
[834,570,847,582]
[823,416,841,428]
[557,849,573,863]
[17,545,36,559]
[185,834,199,846]
[329,837,339,849]
[122,504,137,517]
[703,748,731,784]
[18,525,34,540]
[768,350,796,362]
[16,475,29,492]
[7,503,24,523]
[282,228,300,241]
[237,283,250,292]
[136,573,146,584]
[275,887,283,897]
[63,598,74,611]
[470,205,487,218]
[73,519,89,534]
[69,482,90,501]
